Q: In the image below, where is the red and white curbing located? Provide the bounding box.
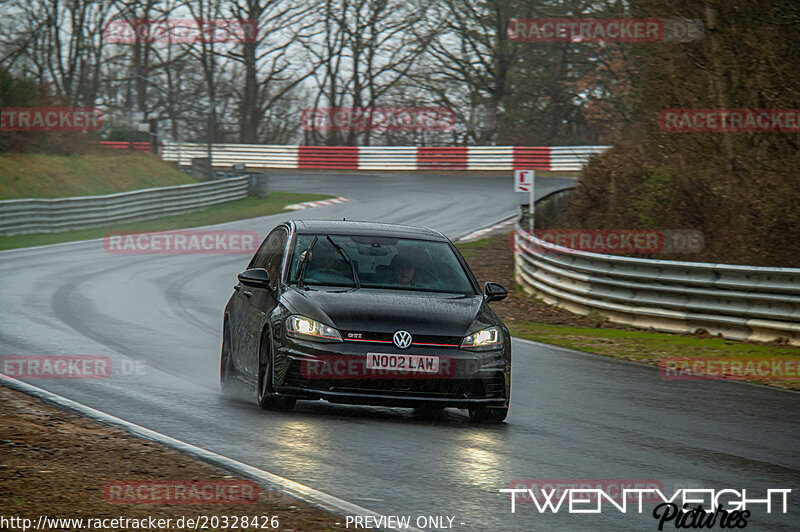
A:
[160,143,610,172]
[458,217,518,242]
[283,196,350,211]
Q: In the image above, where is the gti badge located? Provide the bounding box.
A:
[393,330,412,349]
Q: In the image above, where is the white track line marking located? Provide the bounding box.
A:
[284,197,350,211]
[0,375,422,532]
[456,215,517,242]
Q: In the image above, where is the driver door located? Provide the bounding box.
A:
[239,227,288,377]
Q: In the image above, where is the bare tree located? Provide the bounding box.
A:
[226,0,316,142]
[300,0,439,145]
[0,0,113,106]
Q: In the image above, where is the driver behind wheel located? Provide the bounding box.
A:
[301,242,351,280]
[389,255,416,286]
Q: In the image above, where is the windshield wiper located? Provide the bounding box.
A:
[296,236,318,289]
[327,235,361,289]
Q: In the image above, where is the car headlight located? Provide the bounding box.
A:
[286,315,342,342]
[461,326,503,350]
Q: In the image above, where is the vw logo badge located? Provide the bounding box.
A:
[393,330,412,349]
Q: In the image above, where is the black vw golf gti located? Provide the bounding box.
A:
[220,220,511,423]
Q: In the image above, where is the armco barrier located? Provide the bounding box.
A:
[514,229,800,345]
[160,143,609,171]
[0,176,249,235]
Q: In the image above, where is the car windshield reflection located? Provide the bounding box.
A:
[289,234,475,294]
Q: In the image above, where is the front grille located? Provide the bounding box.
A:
[484,374,506,396]
[341,330,461,348]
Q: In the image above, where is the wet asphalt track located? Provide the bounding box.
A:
[0,172,798,531]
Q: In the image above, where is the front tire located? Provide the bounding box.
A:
[468,406,508,424]
[257,330,295,411]
[220,322,241,396]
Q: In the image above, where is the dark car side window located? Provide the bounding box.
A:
[249,228,288,289]
[264,230,288,287]
[248,237,270,270]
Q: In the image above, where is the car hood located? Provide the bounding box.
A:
[282,286,487,337]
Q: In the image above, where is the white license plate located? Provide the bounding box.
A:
[366,353,439,373]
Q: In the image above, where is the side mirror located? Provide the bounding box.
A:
[238,268,270,289]
[484,282,508,302]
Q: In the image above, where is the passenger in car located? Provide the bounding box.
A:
[389,255,415,286]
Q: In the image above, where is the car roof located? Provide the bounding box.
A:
[291,220,449,242]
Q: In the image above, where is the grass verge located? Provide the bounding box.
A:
[508,322,800,389]
[454,237,492,262]
[0,192,333,251]
[0,152,195,199]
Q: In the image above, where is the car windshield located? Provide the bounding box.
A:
[289,234,475,294]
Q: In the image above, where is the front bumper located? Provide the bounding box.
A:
[274,338,510,408]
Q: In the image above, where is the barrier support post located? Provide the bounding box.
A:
[529,171,535,233]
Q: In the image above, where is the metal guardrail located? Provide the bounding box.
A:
[0,176,249,236]
[514,229,800,345]
[160,143,609,171]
